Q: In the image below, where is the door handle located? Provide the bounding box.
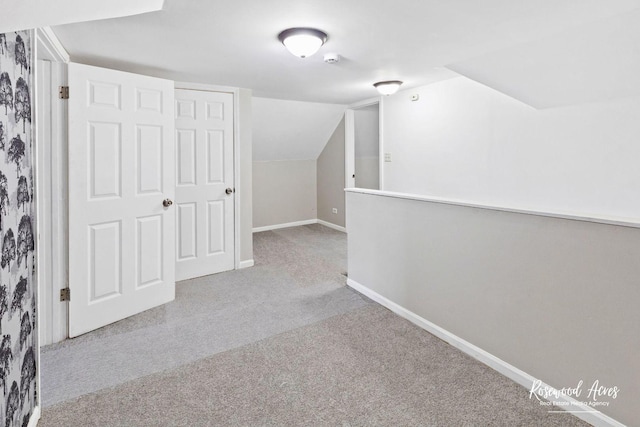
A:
[225,188,234,195]
[163,198,173,207]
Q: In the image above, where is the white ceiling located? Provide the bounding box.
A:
[0,0,163,33]
[252,98,345,161]
[50,0,640,104]
[448,8,640,108]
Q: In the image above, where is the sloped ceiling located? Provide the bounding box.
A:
[447,8,640,109]
[20,1,640,161]
[0,0,164,33]
[253,98,345,161]
[50,0,640,104]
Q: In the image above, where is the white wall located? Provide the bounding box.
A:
[252,160,317,229]
[383,76,640,220]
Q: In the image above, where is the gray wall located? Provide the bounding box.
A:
[252,160,317,229]
[238,88,253,263]
[354,157,379,191]
[317,118,345,227]
[354,105,379,190]
[347,190,639,426]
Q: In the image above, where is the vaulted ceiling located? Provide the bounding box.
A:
[0,0,163,33]
[252,97,346,161]
[50,0,640,105]
[448,7,640,109]
[252,98,345,161]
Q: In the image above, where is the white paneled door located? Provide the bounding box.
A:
[175,89,235,280]
[68,63,175,337]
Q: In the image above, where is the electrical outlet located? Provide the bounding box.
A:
[332,208,338,214]
[384,153,392,162]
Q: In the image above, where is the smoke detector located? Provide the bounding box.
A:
[324,53,340,64]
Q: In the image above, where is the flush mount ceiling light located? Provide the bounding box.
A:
[278,27,328,58]
[374,80,403,96]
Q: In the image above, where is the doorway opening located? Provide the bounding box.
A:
[345,100,382,191]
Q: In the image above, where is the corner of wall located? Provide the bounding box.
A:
[317,117,346,228]
[252,159,318,229]
[238,88,253,265]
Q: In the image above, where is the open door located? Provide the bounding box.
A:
[68,63,175,337]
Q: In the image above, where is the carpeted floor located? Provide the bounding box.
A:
[39,224,589,426]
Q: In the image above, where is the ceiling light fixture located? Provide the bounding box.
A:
[278,27,328,58]
[374,80,403,96]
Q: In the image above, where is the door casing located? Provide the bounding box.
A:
[36,27,70,346]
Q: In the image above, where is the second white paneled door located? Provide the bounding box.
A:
[175,89,235,280]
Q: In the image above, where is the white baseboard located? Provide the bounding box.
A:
[317,219,347,233]
[252,219,317,233]
[27,406,41,427]
[238,259,254,269]
[346,278,625,427]
[253,219,347,233]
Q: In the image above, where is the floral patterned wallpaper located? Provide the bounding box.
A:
[0,30,37,427]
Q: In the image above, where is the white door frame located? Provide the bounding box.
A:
[174,82,241,270]
[36,27,70,346]
[344,97,384,191]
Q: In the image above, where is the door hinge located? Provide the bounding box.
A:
[60,288,71,301]
[59,86,69,99]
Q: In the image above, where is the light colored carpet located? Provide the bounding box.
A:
[41,224,366,407]
[40,224,589,426]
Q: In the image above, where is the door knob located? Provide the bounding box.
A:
[163,198,173,207]
[225,188,233,195]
